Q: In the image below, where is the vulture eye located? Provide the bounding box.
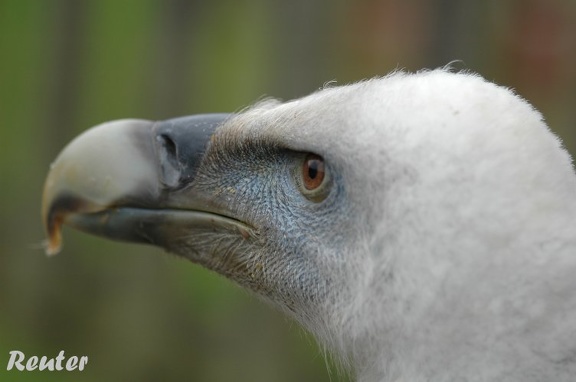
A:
[297,153,330,202]
[303,154,325,190]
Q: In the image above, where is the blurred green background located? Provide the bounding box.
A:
[1,0,574,381]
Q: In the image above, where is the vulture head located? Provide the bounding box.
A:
[42,70,576,381]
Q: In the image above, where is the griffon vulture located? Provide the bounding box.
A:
[42,70,576,381]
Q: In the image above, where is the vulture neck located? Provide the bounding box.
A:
[328,212,576,381]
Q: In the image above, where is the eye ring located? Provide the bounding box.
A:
[296,153,330,202]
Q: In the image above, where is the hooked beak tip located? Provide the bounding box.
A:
[44,230,62,256]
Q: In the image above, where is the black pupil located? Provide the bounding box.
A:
[308,160,319,179]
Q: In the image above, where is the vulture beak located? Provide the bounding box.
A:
[42,114,242,255]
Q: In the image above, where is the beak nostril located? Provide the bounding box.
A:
[159,133,179,162]
[157,133,182,188]
[153,113,231,189]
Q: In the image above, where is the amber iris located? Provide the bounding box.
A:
[302,154,325,190]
